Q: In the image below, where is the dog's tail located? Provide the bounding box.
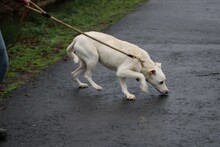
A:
[66,39,79,64]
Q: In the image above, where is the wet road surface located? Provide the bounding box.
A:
[1,0,220,146]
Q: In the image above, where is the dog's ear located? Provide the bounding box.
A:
[148,69,156,76]
[155,62,162,68]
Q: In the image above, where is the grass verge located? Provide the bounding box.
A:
[0,0,148,98]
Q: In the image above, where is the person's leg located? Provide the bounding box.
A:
[0,31,9,82]
[0,31,8,140]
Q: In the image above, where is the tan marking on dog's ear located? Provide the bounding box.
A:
[148,69,156,76]
[139,59,145,68]
[155,62,162,68]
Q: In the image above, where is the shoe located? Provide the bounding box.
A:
[0,128,7,140]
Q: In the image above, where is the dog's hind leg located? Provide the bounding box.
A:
[83,57,103,91]
[71,61,88,88]
[84,68,103,91]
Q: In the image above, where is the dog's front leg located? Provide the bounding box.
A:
[118,77,136,100]
[117,69,148,100]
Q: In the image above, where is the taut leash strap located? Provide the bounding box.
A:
[24,1,144,64]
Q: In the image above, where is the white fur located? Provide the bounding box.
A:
[67,31,169,100]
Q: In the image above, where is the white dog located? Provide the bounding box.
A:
[67,31,169,100]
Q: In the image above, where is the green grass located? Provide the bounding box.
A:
[0,0,148,98]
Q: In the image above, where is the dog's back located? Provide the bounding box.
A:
[72,31,150,70]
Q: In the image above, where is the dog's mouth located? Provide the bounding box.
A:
[157,89,169,95]
[153,85,169,95]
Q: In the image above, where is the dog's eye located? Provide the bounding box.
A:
[159,81,164,85]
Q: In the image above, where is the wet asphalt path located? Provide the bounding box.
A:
[1,0,220,146]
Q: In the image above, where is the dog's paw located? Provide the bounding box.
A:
[140,86,148,93]
[126,94,136,101]
[95,86,103,91]
[79,83,88,88]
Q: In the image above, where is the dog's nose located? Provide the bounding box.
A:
[164,90,169,95]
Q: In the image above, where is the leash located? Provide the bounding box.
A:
[25,1,144,62]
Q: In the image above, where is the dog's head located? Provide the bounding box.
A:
[142,62,169,95]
